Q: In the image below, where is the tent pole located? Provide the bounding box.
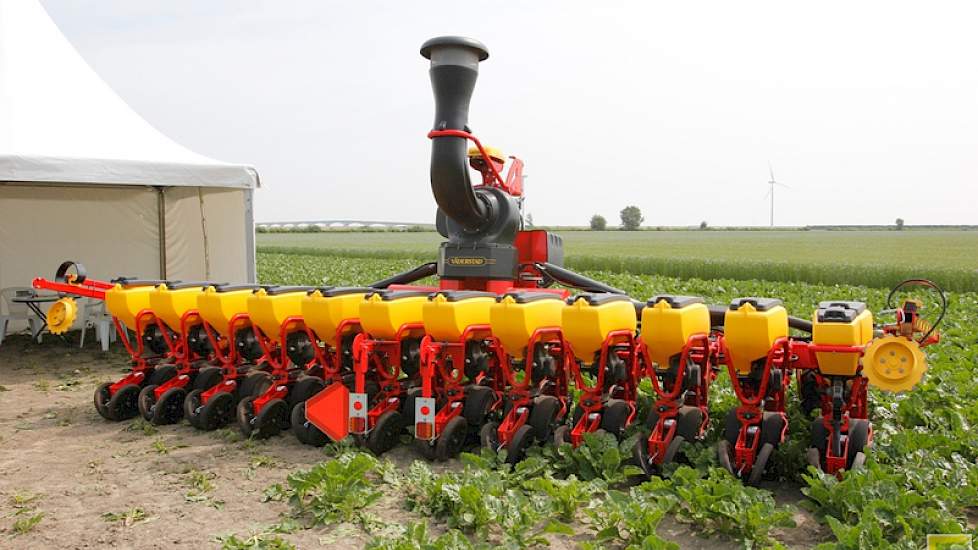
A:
[245,188,256,283]
[156,186,167,279]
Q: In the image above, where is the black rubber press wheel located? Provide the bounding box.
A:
[197,391,234,431]
[104,383,140,421]
[251,398,289,439]
[480,421,500,451]
[184,389,205,429]
[600,399,632,439]
[366,410,403,456]
[435,416,468,461]
[528,395,561,442]
[94,382,113,420]
[505,424,535,465]
[193,367,224,392]
[137,384,159,421]
[152,387,187,425]
[291,402,329,447]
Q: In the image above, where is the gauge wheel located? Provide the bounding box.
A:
[599,399,631,438]
[480,421,500,451]
[94,382,113,420]
[435,416,468,461]
[288,376,326,409]
[147,364,178,387]
[237,396,258,437]
[105,383,140,421]
[847,419,871,470]
[184,389,204,429]
[198,391,234,431]
[553,425,571,447]
[747,442,775,486]
[462,386,495,426]
[238,370,273,399]
[366,410,404,456]
[632,431,653,477]
[528,395,560,442]
[505,424,535,465]
[137,384,159,421]
[193,367,224,392]
[251,398,289,439]
[152,387,187,425]
[291,402,329,447]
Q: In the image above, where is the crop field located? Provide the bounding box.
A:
[257,230,978,292]
[253,250,978,549]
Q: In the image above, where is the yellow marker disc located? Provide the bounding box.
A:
[46,297,79,334]
[862,335,927,392]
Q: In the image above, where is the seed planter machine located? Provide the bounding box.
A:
[32,36,943,483]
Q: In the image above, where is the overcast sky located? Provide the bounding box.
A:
[42,1,977,227]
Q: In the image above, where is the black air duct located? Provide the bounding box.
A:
[421,36,492,233]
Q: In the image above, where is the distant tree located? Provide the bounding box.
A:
[699,221,708,230]
[620,206,644,231]
[590,214,607,231]
[895,218,905,231]
[525,213,534,228]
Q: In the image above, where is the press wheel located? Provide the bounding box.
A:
[291,402,329,447]
[105,383,140,421]
[367,410,403,456]
[435,416,468,461]
[198,391,234,431]
[152,387,187,425]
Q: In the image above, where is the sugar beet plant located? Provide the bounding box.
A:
[258,252,978,548]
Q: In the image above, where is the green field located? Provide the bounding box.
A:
[257,230,978,291]
[256,250,978,549]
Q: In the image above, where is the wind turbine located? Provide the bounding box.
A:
[764,162,789,227]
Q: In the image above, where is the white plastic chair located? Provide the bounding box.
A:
[79,298,116,352]
[0,287,45,346]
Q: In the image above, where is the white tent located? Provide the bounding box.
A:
[0,0,259,323]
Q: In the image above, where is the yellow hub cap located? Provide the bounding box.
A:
[862,335,926,392]
[46,297,79,335]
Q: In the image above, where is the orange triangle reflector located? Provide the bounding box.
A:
[304,383,350,441]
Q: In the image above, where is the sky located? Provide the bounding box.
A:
[41,0,978,227]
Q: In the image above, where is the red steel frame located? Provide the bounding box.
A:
[248,316,309,415]
[639,333,716,466]
[304,318,362,386]
[788,341,871,476]
[199,313,273,404]
[349,322,425,435]
[145,309,214,400]
[414,324,496,441]
[717,336,791,476]
[492,326,569,447]
[567,330,639,447]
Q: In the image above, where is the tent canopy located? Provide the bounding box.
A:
[0,0,258,325]
[0,0,258,188]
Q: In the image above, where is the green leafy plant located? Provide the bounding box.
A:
[11,512,43,535]
[539,431,643,484]
[218,531,296,550]
[803,461,969,548]
[647,466,794,546]
[366,521,476,550]
[585,490,677,549]
[263,451,381,527]
[521,475,601,522]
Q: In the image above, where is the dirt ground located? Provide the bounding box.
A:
[0,333,827,549]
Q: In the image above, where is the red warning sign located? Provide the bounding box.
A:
[304,383,350,441]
